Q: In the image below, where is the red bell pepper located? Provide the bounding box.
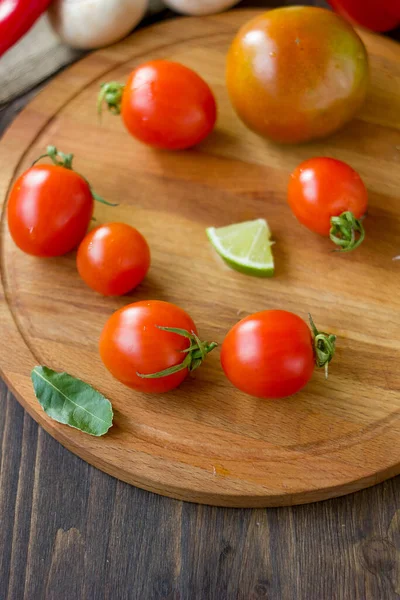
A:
[328,0,400,32]
[0,0,53,57]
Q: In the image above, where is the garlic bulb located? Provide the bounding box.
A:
[164,0,241,16]
[48,0,148,49]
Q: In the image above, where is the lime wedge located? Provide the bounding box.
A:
[206,219,274,277]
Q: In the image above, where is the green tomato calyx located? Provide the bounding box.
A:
[330,211,365,252]
[97,82,125,117]
[137,327,217,379]
[309,314,336,378]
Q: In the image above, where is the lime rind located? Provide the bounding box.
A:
[206,218,274,277]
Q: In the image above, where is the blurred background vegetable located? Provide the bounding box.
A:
[0,0,52,57]
[328,0,400,32]
[48,0,148,49]
[3,1,400,60]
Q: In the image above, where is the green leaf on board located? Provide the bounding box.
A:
[31,366,113,437]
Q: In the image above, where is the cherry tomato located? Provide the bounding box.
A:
[99,60,217,150]
[328,0,400,32]
[8,154,93,257]
[221,310,336,399]
[288,157,368,251]
[77,222,150,296]
[226,7,369,144]
[99,301,217,393]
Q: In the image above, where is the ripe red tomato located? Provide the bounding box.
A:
[221,310,336,399]
[288,157,368,251]
[8,163,93,257]
[99,301,217,393]
[226,7,369,144]
[99,60,217,150]
[77,222,150,296]
[328,0,400,32]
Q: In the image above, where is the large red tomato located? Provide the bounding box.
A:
[221,310,336,399]
[328,0,400,32]
[99,301,217,393]
[226,7,369,144]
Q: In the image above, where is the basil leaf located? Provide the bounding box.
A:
[31,366,113,437]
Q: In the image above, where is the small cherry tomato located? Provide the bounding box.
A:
[99,301,217,393]
[77,222,151,296]
[288,157,368,252]
[7,146,114,257]
[8,147,94,257]
[98,60,217,150]
[221,310,336,399]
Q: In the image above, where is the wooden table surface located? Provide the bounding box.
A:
[1,2,400,599]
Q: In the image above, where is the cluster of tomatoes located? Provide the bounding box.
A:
[7,7,373,400]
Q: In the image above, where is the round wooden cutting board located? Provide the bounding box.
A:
[1,10,400,507]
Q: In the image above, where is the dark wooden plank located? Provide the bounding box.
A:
[0,382,25,599]
[1,333,400,598]
[1,1,400,599]
[6,411,38,600]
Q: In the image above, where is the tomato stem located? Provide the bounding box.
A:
[32,146,118,207]
[136,326,217,380]
[308,314,336,378]
[32,146,74,170]
[97,82,125,117]
[330,211,365,252]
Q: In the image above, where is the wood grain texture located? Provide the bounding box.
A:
[1,9,400,508]
[2,379,400,600]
